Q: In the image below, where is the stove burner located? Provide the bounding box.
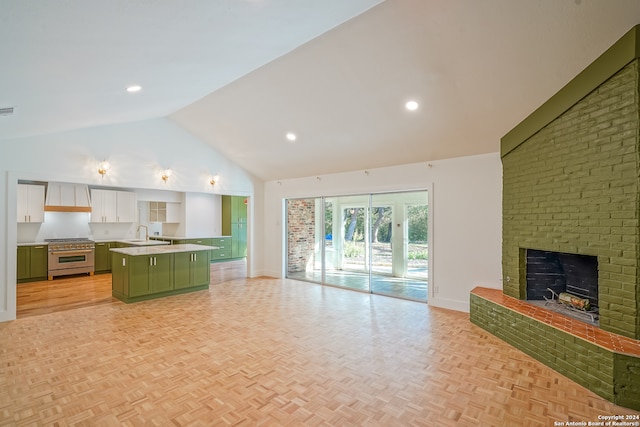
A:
[45,238,93,243]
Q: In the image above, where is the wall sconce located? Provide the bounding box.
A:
[209,176,217,186]
[98,160,110,178]
[161,169,172,183]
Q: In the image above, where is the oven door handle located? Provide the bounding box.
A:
[49,250,94,255]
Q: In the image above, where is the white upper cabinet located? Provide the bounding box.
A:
[149,201,181,223]
[91,189,136,223]
[17,184,45,223]
[116,191,136,223]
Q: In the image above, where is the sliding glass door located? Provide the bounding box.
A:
[286,190,428,302]
[324,195,370,292]
[369,191,428,300]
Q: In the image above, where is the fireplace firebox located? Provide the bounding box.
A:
[525,249,599,323]
[526,249,598,307]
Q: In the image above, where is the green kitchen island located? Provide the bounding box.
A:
[110,244,216,303]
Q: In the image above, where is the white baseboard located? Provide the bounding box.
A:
[250,269,281,279]
[428,296,469,313]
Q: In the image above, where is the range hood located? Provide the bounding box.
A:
[44,182,92,212]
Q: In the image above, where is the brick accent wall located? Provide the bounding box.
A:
[502,59,640,339]
[287,199,316,273]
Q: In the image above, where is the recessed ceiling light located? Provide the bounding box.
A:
[126,85,142,93]
[286,132,297,142]
[405,100,419,111]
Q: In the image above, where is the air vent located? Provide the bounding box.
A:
[0,107,14,116]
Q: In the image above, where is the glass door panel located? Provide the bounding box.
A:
[370,191,428,301]
[322,195,370,292]
[370,206,393,276]
[407,203,428,281]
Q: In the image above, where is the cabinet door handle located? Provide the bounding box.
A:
[154,257,157,266]
[122,258,126,267]
[34,246,44,249]
[194,253,197,262]
[150,257,153,266]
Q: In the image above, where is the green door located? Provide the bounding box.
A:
[191,251,210,286]
[173,252,192,290]
[223,196,248,259]
[232,223,247,258]
[30,245,48,279]
[94,242,113,273]
[150,253,173,293]
[234,196,247,224]
[174,251,210,289]
[17,246,30,281]
[111,253,129,296]
[129,256,152,297]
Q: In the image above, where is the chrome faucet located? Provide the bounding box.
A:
[137,225,149,241]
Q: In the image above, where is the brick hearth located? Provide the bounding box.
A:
[470,287,640,410]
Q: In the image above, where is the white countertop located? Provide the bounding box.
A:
[118,239,171,246]
[149,235,231,240]
[110,244,218,256]
[17,242,48,246]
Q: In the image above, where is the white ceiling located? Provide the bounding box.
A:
[2,1,640,181]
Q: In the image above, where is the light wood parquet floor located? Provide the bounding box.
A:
[3,263,639,426]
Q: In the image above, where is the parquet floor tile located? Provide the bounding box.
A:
[3,274,639,426]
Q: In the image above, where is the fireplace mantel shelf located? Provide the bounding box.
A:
[471,287,640,357]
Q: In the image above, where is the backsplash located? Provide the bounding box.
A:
[17,212,136,243]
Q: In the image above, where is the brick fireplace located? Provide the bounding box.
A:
[470,26,640,410]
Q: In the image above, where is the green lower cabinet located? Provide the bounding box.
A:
[17,246,30,281]
[30,245,48,279]
[174,251,210,290]
[211,238,231,261]
[112,250,209,303]
[17,245,48,283]
[111,253,129,296]
[94,242,115,273]
[129,253,173,297]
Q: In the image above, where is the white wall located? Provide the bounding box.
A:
[183,192,221,237]
[0,118,261,322]
[262,152,503,312]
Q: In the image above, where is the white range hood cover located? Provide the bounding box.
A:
[45,182,92,212]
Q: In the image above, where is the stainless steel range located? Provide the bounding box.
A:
[46,238,95,280]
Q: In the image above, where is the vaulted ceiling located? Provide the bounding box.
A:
[2,1,639,180]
